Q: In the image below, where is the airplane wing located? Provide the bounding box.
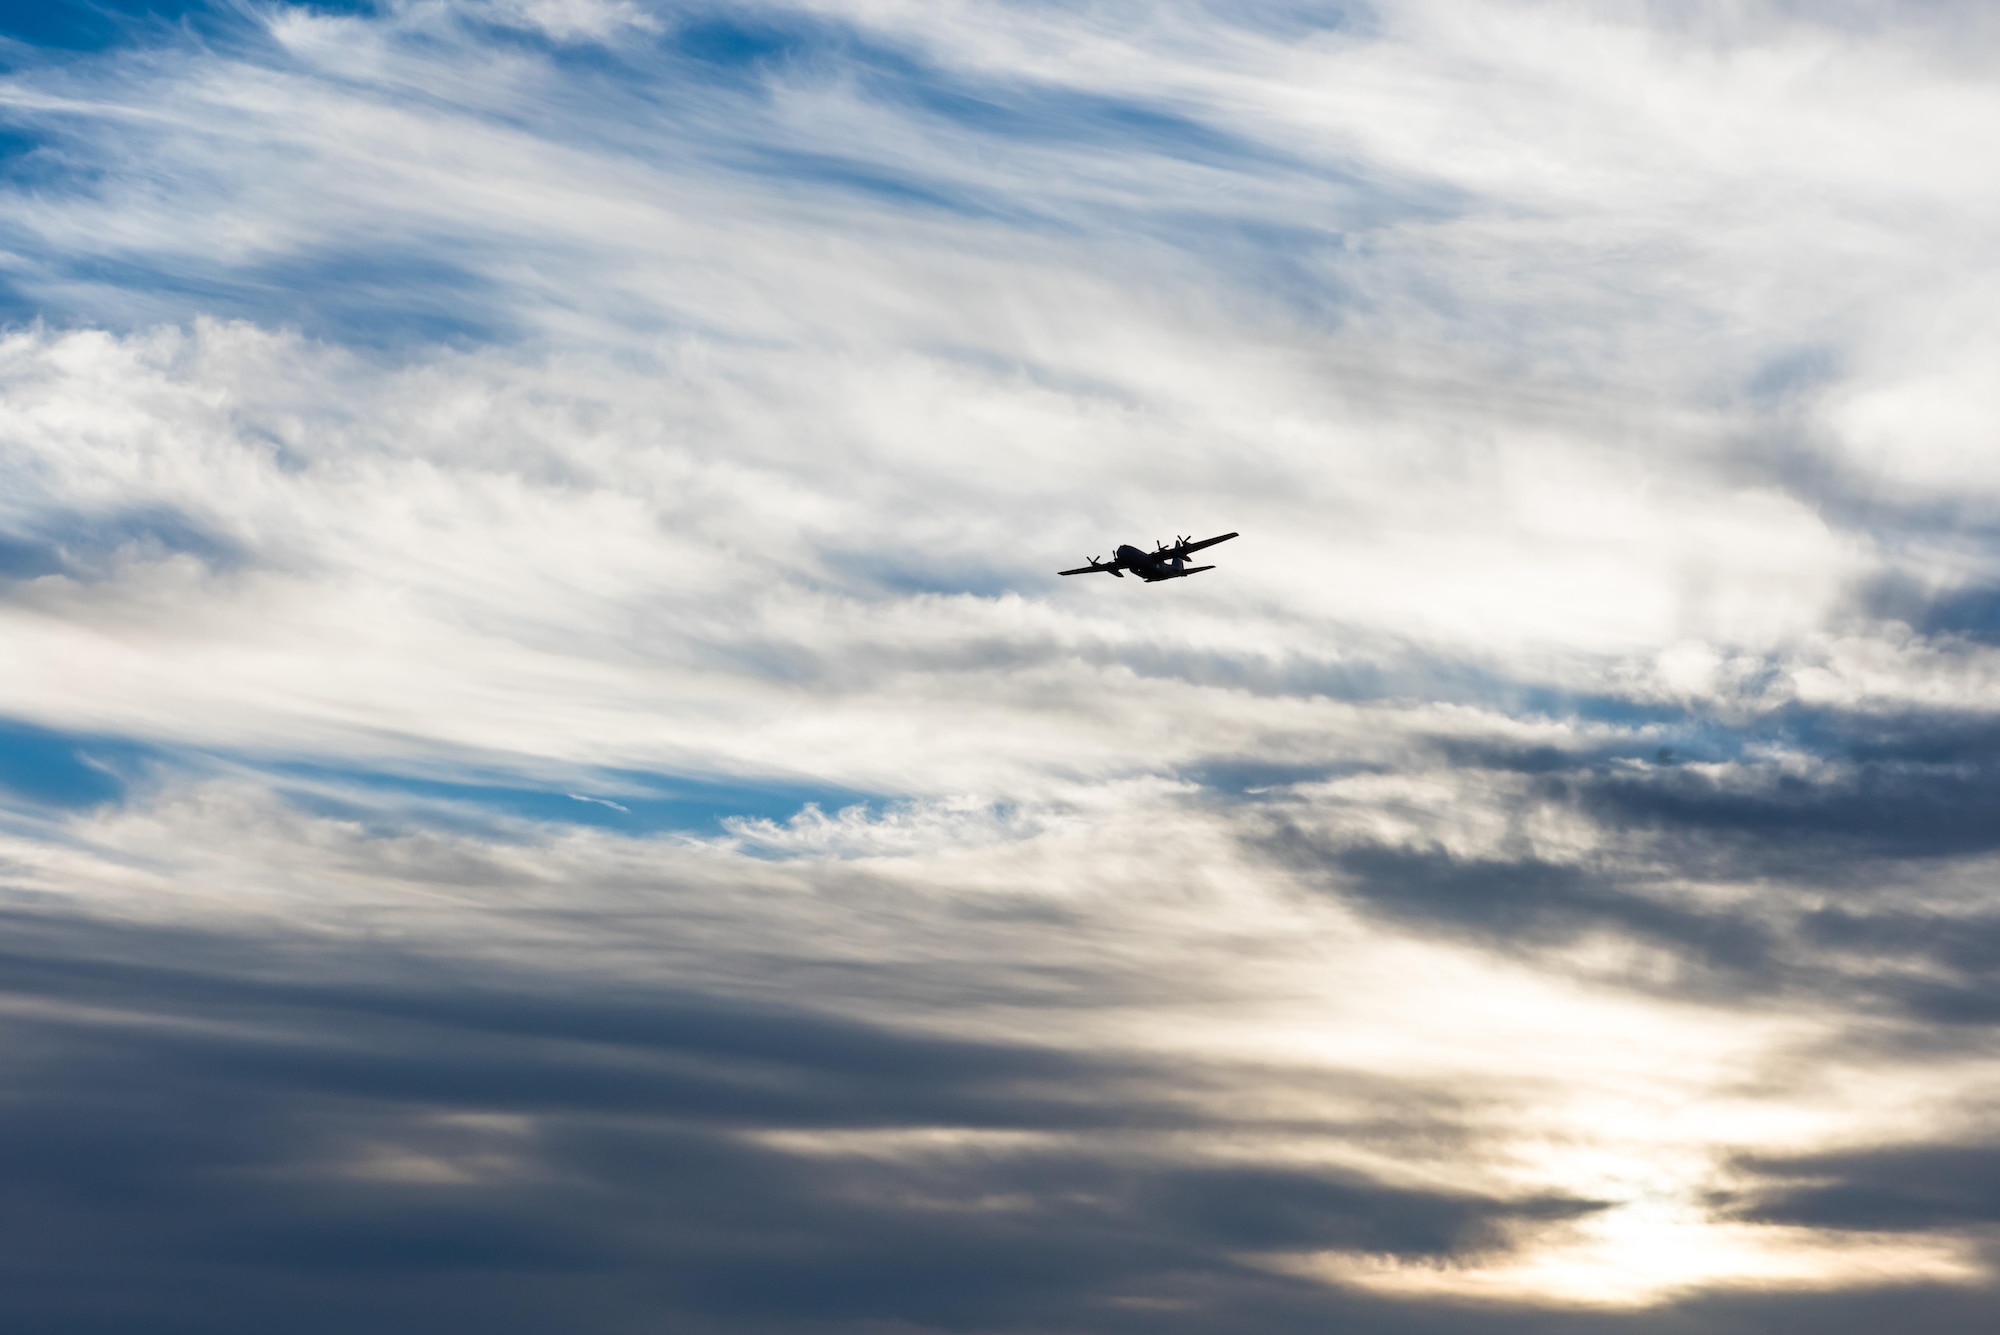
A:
[1058,563,1120,576]
[1175,531,1238,556]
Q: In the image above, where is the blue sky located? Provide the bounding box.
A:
[6,1,2000,1329]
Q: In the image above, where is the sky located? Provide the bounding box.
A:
[3,0,2000,1330]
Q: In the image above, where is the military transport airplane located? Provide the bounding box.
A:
[1059,532,1238,582]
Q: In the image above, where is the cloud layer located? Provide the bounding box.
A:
[4,1,2000,1329]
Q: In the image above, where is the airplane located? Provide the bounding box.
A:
[1059,532,1238,582]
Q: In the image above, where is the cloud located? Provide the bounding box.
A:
[9,764,2000,1326]
[2,0,2000,1328]
[1725,1141,2000,1233]
[0,902,1623,1333]
[0,502,246,582]
[1297,839,1780,975]
[564,791,628,810]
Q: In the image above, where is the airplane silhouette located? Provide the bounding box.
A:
[1059,532,1238,582]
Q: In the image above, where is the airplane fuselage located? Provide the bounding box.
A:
[1115,543,1186,582]
[1114,544,1222,582]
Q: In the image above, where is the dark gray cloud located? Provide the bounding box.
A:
[1477,700,2000,865]
[1795,907,2000,1024]
[1300,840,1777,976]
[4,905,1995,1332]
[1855,572,2000,646]
[1253,705,2000,1027]
[1274,823,2000,1039]
[0,906,1630,1334]
[1572,761,2000,864]
[1724,1142,2000,1233]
